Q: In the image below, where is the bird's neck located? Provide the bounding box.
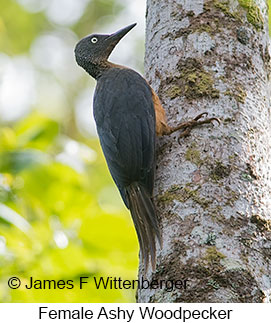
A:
[84,61,125,79]
[84,61,113,79]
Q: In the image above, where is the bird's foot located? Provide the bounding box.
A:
[165,112,220,144]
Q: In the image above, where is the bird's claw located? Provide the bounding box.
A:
[194,112,208,121]
[194,112,221,125]
[177,112,220,144]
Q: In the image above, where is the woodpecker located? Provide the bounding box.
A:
[74,23,218,271]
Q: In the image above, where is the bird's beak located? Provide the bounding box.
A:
[108,23,137,43]
[104,23,137,59]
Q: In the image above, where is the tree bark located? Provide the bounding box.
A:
[138,0,271,303]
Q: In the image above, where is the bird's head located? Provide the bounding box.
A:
[74,23,136,72]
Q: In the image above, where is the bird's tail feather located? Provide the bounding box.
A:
[126,183,162,271]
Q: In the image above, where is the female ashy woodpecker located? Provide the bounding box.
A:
[74,23,218,270]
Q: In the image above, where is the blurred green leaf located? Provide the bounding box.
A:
[0,149,49,174]
[15,113,59,150]
[0,1,46,54]
[0,203,30,233]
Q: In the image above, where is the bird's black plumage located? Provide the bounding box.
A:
[74,23,161,270]
[94,68,155,202]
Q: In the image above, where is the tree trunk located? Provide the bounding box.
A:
[138,0,271,303]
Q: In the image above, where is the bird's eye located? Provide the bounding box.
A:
[91,37,98,44]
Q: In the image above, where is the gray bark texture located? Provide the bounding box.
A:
[137,0,271,303]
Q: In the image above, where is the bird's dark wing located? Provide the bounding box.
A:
[93,68,156,205]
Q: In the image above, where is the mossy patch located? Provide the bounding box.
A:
[178,58,220,99]
[208,0,263,31]
[194,24,213,34]
[157,185,211,208]
[163,0,263,45]
[210,161,231,181]
[225,85,247,104]
[235,85,247,103]
[251,214,271,231]
[185,144,202,166]
[204,0,242,21]
[165,58,219,100]
[165,0,242,41]
[224,186,240,206]
[238,0,264,30]
[166,85,182,99]
[203,246,226,265]
[213,0,235,17]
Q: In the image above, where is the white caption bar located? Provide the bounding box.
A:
[0,303,270,323]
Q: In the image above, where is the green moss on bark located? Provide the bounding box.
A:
[203,246,226,265]
[185,144,202,166]
[251,214,271,231]
[238,0,264,30]
[166,85,182,99]
[225,85,247,103]
[165,58,219,100]
[213,0,234,17]
[207,0,264,31]
[210,161,231,181]
[157,185,211,208]
[178,58,220,99]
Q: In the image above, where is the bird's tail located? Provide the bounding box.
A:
[126,182,162,271]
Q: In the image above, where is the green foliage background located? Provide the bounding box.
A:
[0,0,141,302]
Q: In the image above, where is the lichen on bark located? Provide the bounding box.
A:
[164,58,220,100]
[238,0,264,30]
